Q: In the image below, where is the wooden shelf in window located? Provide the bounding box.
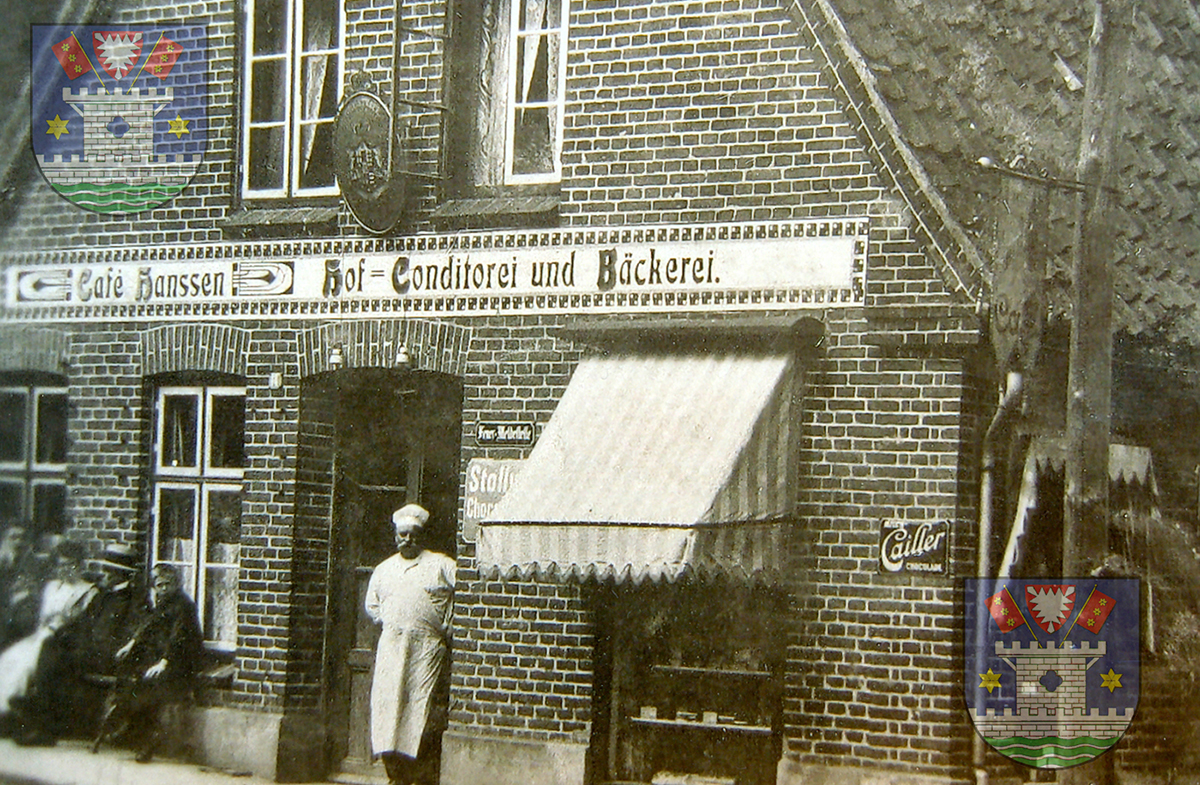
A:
[628,716,772,735]
[650,665,773,678]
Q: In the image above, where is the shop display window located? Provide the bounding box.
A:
[152,385,245,650]
[0,382,68,532]
[595,580,788,785]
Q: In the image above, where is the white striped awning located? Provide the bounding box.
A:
[998,436,1159,577]
[477,349,802,583]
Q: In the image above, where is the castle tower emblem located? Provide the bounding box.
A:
[966,579,1139,769]
[31,25,207,215]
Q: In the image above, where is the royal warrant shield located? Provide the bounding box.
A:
[965,578,1139,768]
[332,91,408,234]
[31,25,207,214]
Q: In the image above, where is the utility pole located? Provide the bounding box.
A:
[1061,1,1130,784]
[1063,0,1129,580]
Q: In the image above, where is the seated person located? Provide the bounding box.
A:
[13,542,146,744]
[92,563,202,763]
[0,540,94,732]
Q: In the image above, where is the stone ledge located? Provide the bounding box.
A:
[440,728,588,785]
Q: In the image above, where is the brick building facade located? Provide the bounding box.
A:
[2,0,1195,784]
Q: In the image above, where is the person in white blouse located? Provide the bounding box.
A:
[0,540,94,728]
[365,504,455,785]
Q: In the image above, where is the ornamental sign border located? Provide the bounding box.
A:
[1,219,868,323]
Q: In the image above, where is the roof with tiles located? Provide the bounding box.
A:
[800,0,1200,349]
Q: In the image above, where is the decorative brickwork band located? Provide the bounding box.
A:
[1,219,868,322]
[0,325,69,374]
[142,323,251,376]
[296,319,472,378]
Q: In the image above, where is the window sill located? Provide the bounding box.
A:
[429,195,559,231]
[221,206,340,239]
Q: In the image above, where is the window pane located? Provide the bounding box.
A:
[205,565,239,646]
[302,0,338,52]
[209,396,245,470]
[157,487,197,563]
[253,0,288,55]
[299,53,339,122]
[0,391,26,464]
[512,107,554,175]
[0,481,23,523]
[161,395,199,469]
[32,483,66,533]
[298,122,336,190]
[249,127,286,190]
[35,393,68,465]
[251,60,287,123]
[514,33,550,104]
[205,488,242,564]
[518,0,551,31]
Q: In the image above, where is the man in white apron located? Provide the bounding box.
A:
[366,504,455,785]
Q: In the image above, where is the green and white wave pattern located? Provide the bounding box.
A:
[987,735,1120,768]
[51,182,187,214]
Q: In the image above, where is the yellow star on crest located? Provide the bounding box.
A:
[168,115,190,139]
[45,114,69,140]
[1100,668,1122,692]
[979,669,1002,694]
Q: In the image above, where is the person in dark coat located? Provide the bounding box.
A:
[91,563,202,763]
[13,542,146,744]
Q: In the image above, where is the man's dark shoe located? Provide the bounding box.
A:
[135,748,153,763]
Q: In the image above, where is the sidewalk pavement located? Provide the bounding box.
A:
[0,738,281,785]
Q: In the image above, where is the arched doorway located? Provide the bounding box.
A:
[305,368,461,778]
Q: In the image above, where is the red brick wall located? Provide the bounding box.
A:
[784,309,984,777]
[562,0,885,226]
[450,314,592,740]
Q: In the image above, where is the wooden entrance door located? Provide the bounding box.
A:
[337,466,421,775]
[324,369,461,780]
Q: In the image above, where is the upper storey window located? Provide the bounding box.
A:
[445,0,569,196]
[242,0,344,199]
[505,0,568,184]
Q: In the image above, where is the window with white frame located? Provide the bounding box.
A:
[446,0,569,192]
[242,0,344,198]
[152,386,245,649]
[0,383,68,533]
[505,0,568,184]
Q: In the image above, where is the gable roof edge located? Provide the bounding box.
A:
[788,0,987,305]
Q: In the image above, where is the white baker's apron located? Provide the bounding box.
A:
[366,552,452,757]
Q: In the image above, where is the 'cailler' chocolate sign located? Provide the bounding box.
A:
[878,519,949,574]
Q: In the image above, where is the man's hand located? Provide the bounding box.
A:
[144,658,168,679]
[115,640,134,660]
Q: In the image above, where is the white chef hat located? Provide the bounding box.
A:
[392,503,430,530]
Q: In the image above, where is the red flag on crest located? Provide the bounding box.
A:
[1075,587,1116,634]
[53,35,92,80]
[145,36,182,79]
[986,588,1026,633]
